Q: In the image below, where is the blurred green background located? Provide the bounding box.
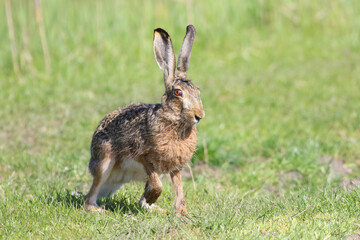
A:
[2,0,359,167]
[1,0,360,238]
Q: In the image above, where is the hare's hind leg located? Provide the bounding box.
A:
[84,156,115,212]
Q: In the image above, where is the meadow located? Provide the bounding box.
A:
[1,0,360,238]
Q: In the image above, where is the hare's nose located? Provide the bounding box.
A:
[195,115,202,123]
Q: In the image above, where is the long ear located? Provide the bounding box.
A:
[176,25,196,78]
[153,28,176,92]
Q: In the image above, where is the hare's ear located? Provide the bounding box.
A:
[153,28,176,92]
[176,25,196,78]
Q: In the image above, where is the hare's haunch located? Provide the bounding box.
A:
[84,25,205,216]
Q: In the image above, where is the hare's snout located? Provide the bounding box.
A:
[193,111,205,124]
[194,115,202,123]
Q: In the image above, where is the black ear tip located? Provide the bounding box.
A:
[154,28,170,39]
[186,25,196,34]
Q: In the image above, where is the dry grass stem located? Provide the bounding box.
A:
[34,0,51,74]
[291,204,314,218]
[202,138,209,165]
[5,0,21,79]
[186,163,196,190]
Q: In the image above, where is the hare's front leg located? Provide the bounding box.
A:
[170,169,187,216]
[139,164,166,213]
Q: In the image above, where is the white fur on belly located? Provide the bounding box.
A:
[109,158,148,184]
[98,158,148,199]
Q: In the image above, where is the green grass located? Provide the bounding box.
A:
[1,0,360,238]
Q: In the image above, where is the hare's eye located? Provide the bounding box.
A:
[173,89,183,97]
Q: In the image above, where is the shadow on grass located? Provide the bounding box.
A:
[45,189,143,215]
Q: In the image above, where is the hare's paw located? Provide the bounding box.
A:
[139,196,166,214]
[85,203,108,213]
[150,204,167,214]
[175,208,187,217]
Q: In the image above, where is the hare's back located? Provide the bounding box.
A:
[91,103,161,157]
[95,103,160,135]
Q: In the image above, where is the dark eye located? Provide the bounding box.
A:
[173,89,183,97]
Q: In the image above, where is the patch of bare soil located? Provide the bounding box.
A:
[339,177,360,189]
[343,231,360,240]
[263,170,304,195]
[318,156,352,180]
[318,156,360,189]
[279,170,303,188]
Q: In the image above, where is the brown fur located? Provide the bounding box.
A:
[84,25,204,216]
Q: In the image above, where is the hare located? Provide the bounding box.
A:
[84,25,205,216]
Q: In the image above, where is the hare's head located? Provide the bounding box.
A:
[153,25,205,125]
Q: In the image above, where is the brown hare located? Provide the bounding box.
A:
[84,25,205,216]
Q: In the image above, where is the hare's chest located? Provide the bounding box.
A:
[153,136,197,173]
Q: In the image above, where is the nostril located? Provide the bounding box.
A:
[195,115,201,122]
